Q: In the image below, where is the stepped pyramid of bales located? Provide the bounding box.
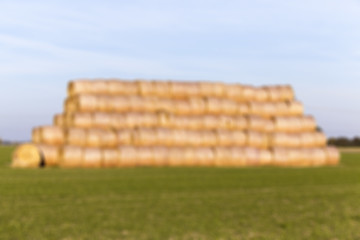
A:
[12,79,340,168]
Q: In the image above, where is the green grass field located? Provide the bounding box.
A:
[1,146,360,240]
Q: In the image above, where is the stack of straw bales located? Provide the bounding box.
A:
[12,79,340,168]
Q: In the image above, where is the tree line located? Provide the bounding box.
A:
[328,137,360,147]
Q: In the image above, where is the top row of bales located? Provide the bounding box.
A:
[68,79,295,102]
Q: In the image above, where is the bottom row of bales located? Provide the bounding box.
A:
[12,144,339,168]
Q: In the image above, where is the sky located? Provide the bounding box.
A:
[0,0,359,141]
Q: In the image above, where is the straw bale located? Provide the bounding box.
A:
[83,148,102,168]
[60,145,83,168]
[325,147,340,166]
[12,144,44,168]
[118,146,137,167]
[199,82,224,97]
[102,149,119,167]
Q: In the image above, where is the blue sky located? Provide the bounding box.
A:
[1,0,359,141]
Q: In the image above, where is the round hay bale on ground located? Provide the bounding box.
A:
[12,144,44,168]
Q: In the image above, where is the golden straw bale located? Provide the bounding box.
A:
[237,103,249,115]
[171,82,191,98]
[170,129,187,146]
[278,85,294,101]
[325,147,340,166]
[186,131,203,147]
[300,132,316,148]
[201,131,217,146]
[155,99,173,113]
[254,87,269,102]
[125,113,145,128]
[265,86,282,102]
[156,128,172,146]
[259,149,273,166]
[195,147,215,166]
[129,96,145,112]
[133,129,157,146]
[96,96,107,112]
[221,99,238,115]
[274,102,289,116]
[182,147,197,166]
[60,145,83,168]
[107,80,138,95]
[152,147,169,166]
[67,95,98,112]
[233,117,248,130]
[189,98,206,115]
[206,98,223,115]
[309,148,327,166]
[245,148,260,166]
[32,128,41,144]
[86,129,104,147]
[224,84,244,101]
[231,131,247,146]
[82,148,102,168]
[302,116,317,131]
[137,80,155,96]
[102,149,119,167]
[216,130,233,146]
[32,126,64,145]
[272,148,289,167]
[217,116,236,130]
[65,128,86,146]
[53,114,65,127]
[136,147,154,166]
[158,112,172,128]
[111,114,127,129]
[247,131,268,149]
[36,144,60,167]
[118,146,137,167]
[199,82,224,98]
[174,100,192,115]
[314,132,327,147]
[214,147,230,166]
[12,144,43,168]
[116,130,134,145]
[92,113,112,129]
[101,130,118,148]
[153,81,172,97]
[242,85,256,101]
[111,97,130,112]
[202,115,218,130]
[168,147,185,166]
[288,101,304,116]
[68,80,91,96]
[68,113,93,128]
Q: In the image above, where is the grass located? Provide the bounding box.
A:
[0,145,360,239]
